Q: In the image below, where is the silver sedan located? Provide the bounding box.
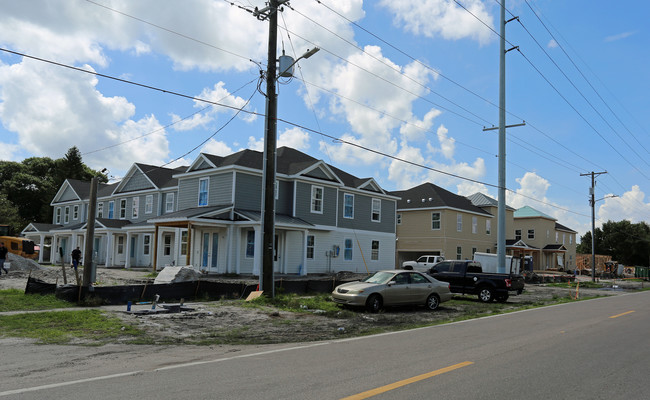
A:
[332,270,452,312]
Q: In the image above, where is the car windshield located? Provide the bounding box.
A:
[362,271,395,284]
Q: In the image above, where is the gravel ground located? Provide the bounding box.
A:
[1,256,645,345]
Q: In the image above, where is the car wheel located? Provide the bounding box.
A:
[495,293,509,303]
[426,293,440,310]
[478,287,494,303]
[366,294,382,313]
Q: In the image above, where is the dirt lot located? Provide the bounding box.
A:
[0,259,644,345]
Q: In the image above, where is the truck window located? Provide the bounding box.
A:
[467,264,482,273]
[451,262,465,273]
[433,261,451,273]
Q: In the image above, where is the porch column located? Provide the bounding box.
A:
[252,226,261,276]
[173,228,180,266]
[38,234,45,263]
[125,231,132,269]
[300,230,309,276]
[234,226,241,274]
[225,224,234,274]
[152,225,159,272]
[51,235,58,263]
[186,223,192,266]
[105,233,114,267]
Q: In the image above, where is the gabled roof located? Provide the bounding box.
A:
[506,239,539,250]
[112,163,179,194]
[514,206,555,220]
[183,147,386,194]
[467,192,515,211]
[147,205,234,223]
[543,244,567,252]
[390,182,491,216]
[555,222,577,233]
[22,222,62,234]
[235,209,314,229]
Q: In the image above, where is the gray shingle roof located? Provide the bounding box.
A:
[467,192,515,211]
[390,183,492,215]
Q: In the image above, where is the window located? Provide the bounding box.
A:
[472,248,477,257]
[145,195,153,214]
[371,199,381,222]
[562,233,566,244]
[180,230,188,256]
[570,234,573,245]
[486,220,491,235]
[457,213,462,232]
[397,214,402,225]
[311,186,323,213]
[246,231,255,258]
[143,235,151,255]
[108,201,114,219]
[73,205,79,220]
[275,180,279,200]
[431,212,441,230]
[163,235,171,256]
[117,236,124,254]
[343,193,354,219]
[555,232,559,242]
[64,207,70,224]
[528,229,535,239]
[486,249,490,253]
[371,240,379,261]
[306,235,315,259]
[546,229,550,239]
[515,229,521,240]
[165,193,174,213]
[456,246,462,260]
[132,197,139,219]
[199,178,209,206]
[97,203,104,218]
[344,239,353,260]
[472,216,477,234]
[119,199,127,219]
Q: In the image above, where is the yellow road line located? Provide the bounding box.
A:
[340,361,474,400]
[610,310,635,319]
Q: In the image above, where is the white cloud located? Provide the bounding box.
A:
[278,127,311,151]
[379,0,494,45]
[604,31,636,43]
[169,112,212,131]
[598,185,650,223]
[200,139,233,156]
[547,39,558,48]
[435,124,455,159]
[0,142,22,161]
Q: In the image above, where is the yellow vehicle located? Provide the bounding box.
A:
[0,236,39,260]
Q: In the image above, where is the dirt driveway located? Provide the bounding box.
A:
[0,266,642,345]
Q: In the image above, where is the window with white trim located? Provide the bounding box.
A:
[556,232,559,242]
[73,205,79,220]
[55,208,61,224]
[432,212,441,230]
[456,246,462,260]
[472,216,477,234]
[515,229,521,240]
[456,213,462,232]
[64,206,70,224]
[97,203,103,218]
[165,193,174,213]
[119,199,127,219]
[486,219,491,235]
[311,185,323,213]
[132,197,139,219]
[117,236,124,254]
[108,201,114,219]
[371,198,381,222]
[180,230,188,256]
[371,240,379,261]
[343,193,354,219]
[344,238,353,260]
[306,235,314,259]
[528,229,535,239]
[570,234,573,245]
[199,178,209,206]
[246,231,255,258]
[145,195,153,214]
[143,235,151,255]
[163,235,171,256]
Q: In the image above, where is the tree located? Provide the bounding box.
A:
[0,147,107,231]
[578,220,650,266]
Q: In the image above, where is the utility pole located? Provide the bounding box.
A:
[83,176,98,290]
[581,171,607,282]
[255,0,287,298]
[485,1,524,274]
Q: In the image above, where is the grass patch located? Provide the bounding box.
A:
[244,293,346,316]
[0,289,74,312]
[0,309,143,344]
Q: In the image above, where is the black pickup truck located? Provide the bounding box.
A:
[427,260,524,302]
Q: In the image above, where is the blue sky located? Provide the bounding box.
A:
[1,0,649,238]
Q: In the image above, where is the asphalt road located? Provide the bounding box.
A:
[1,291,648,399]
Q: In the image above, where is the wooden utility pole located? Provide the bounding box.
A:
[581,171,607,282]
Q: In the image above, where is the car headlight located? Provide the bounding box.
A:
[347,289,365,294]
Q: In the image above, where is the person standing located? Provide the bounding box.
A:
[0,242,8,275]
[71,246,82,271]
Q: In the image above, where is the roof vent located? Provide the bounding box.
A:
[429,197,432,201]
[421,198,425,202]
[406,199,411,203]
